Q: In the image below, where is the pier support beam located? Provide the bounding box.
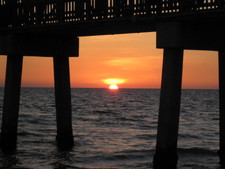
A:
[0,55,23,150]
[219,50,225,166]
[53,56,74,148]
[153,48,183,168]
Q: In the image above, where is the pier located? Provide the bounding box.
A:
[0,0,225,167]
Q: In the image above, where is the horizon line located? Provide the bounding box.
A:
[0,86,219,90]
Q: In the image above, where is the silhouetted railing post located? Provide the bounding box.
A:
[180,0,195,12]
[121,0,128,16]
[85,0,92,20]
[53,56,74,148]
[0,4,8,27]
[75,0,84,20]
[6,0,17,26]
[216,0,225,8]
[36,0,45,24]
[129,0,134,16]
[153,48,183,168]
[96,0,108,19]
[56,0,64,22]
[156,0,162,15]
[219,50,225,166]
[23,0,35,25]
[0,55,23,150]
[145,0,151,16]
[114,0,120,17]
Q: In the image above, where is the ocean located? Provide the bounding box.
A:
[0,88,221,169]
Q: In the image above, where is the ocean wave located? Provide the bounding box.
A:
[212,117,219,121]
[136,134,156,140]
[75,149,153,164]
[84,153,148,163]
[0,88,220,169]
[17,131,41,137]
[93,110,116,115]
[115,116,142,122]
[178,134,201,139]
[178,148,216,155]
[51,162,87,169]
[180,164,215,169]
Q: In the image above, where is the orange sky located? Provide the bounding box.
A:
[0,32,219,89]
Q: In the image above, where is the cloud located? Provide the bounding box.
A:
[105,56,159,70]
[101,78,126,85]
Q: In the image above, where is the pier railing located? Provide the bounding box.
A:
[0,0,224,28]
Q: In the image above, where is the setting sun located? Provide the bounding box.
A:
[102,78,126,89]
[109,84,119,90]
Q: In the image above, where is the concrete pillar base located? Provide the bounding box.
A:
[153,148,178,169]
[0,55,23,151]
[218,150,225,166]
[153,48,183,168]
[56,134,74,149]
[53,56,74,148]
[0,134,17,151]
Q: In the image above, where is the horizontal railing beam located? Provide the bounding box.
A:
[0,0,224,29]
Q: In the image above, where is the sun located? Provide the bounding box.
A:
[109,84,119,90]
[102,78,126,89]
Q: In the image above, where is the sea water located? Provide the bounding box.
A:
[0,88,220,169]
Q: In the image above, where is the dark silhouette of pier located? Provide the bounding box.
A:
[0,0,225,168]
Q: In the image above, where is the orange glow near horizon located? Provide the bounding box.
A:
[0,33,219,89]
[102,78,126,85]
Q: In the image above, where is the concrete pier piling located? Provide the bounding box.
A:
[0,34,78,149]
[155,21,225,167]
[153,48,183,168]
[0,55,23,150]
[219,50,225,165]
[53,56,74,147]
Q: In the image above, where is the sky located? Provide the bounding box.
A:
[0,32,219,89]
